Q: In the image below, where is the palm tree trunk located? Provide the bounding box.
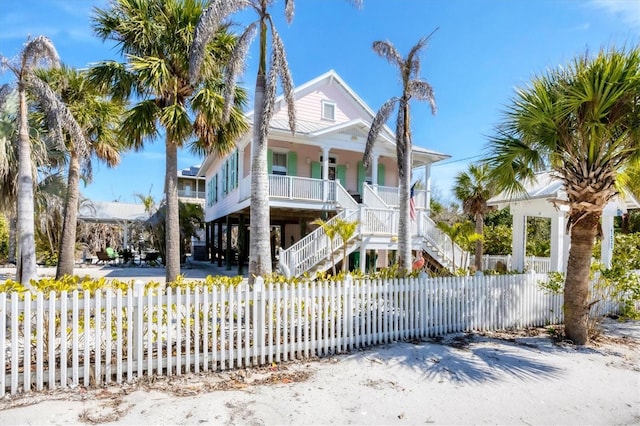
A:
[474,213,484,272]
[248,18,272,285]
[564,213,599,345]
[397,103,412,273]
[16,86,37,286]
[165,140,180,283]
[56,150,81,279]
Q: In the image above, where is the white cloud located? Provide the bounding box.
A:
[589,0,640,27]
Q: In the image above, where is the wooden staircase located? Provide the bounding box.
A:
[278,183,467,278]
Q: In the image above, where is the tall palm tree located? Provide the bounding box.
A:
[38,66,125,279]
[1,36,87,285]
[91,0,248,283]
[453,163,496,272]
[485,47,640,345]
[364,34,437,274]
[190,0,361,284]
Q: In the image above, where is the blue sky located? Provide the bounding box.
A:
[1,0,638,204]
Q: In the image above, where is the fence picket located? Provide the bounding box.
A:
[47,292,55,389]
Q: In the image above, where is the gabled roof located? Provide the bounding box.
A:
[488,170,640,211]
[200,70,450,172]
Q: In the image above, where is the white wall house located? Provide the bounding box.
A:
[199,70,456,276]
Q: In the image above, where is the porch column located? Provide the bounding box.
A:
[205,222,211,262]
[238,214,246,275]
[217,221,223,267]
[424,164,431,215]
[511,208,527,272]
[372,154,379,187]
[322,147,330,202]
[322,147,330,180]
[601,214,614,269]
[226,215,232,270]
[550,211,567,272]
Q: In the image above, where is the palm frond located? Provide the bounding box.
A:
[121,100,161,151]
[159,103,192,145]
[88,60,136,101]
[222,22,257,123]
[190,0,248,83]
[27,75,88,158]
[284,0,295,23]
[363,97,397,168]
[21,35,60,72]
[259,45,280,144]
[270,24,296,135]
[372,40,403,70]
[408,80,437,114]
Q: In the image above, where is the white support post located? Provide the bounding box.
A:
[601,214,614,269]
[372,154,379,185]
[424,164,431,215]
[322,147,330,202]
[511,209,527,272]
[550,212,566,272]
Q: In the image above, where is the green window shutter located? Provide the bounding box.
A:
[222,160,229,195]
[234,150,239,188]
[357,161,366,194]
[336,164,346,187]
[267,149,273,174]
[311,162,321,179]
[214,174,218,203]
[377,163,385,186]
[287,151,297,176]
[229,152,236,189]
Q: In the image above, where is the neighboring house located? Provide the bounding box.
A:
[177,165,207,259]
[177,165,206,206]
[199,70,457,276]
[487,170,640,272]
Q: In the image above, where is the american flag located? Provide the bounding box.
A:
[410,182,416,221]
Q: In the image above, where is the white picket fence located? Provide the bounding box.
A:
[1,273,618,396]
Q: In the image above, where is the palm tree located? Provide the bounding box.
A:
[312,217,339,276]
[91,0,248,283]
[190,0,361,285]
[1,36,87,285]
[363,34,437,274]
[38,66,125,279]
[453,163,496,272]
[334,218,359,273]
[436,220,479,273]
[485,47,640,345]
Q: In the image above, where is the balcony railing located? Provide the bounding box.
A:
[178,190,205,199]
[372,184,427,209]
[236,174,341,204]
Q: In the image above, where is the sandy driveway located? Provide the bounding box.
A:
[0,319,638,425]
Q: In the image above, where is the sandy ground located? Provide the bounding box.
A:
[0,318,638,425]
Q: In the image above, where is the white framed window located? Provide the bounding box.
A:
[272,152,288,175]
[321,100,336,121]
